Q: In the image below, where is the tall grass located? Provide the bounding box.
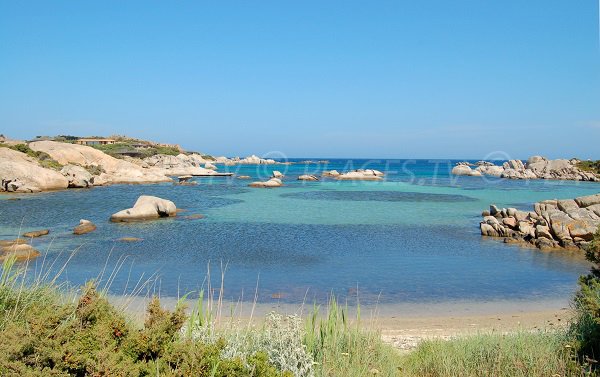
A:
[303,296,401,376]
[401,330,579,377]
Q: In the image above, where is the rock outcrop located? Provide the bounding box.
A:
[298,174,319,181]
[322,170,340,177]
[336,169,384,181]
[213,155,279,165]
[248,178,283,188]
[73,219,97,235]
[480,193,600,250]
[110,195,177,222]
[272,170,284,178]
[30,141,172,185]
[0,147,69,192]
[61,164,94,188]
[142,154,220,176]
[451,165,483,177]
[452,156,599,181]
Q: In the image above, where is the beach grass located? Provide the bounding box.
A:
[1,253,598,376]
[400,330,580,377]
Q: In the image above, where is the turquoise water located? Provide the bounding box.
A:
[0,159,598,305]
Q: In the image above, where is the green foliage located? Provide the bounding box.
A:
[202,154,216,161]
[83,164,105,176]
[577,160,600,175]
[569,226,600,372]
[0,264,287,376]
[401,331,576,377]
[92,142,181,159]
[304,297,401,377]
[0,143,63,170]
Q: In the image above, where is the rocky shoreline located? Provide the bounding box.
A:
[480,193,600,251]
[452,156,599,181]
[0,140,288,193]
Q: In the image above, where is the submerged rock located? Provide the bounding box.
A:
[0,238,28,247]
[0,244,40,262]
[118,237,143,242]
[23,229,50,238]
[110,195,177,222]
[73,219,97,235]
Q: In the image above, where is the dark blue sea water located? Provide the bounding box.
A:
[1,159,597,305]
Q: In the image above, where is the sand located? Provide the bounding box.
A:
[109,295,573,351]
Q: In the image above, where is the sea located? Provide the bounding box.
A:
[1,159,598,308]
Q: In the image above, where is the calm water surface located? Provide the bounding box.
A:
[0,159,597,305]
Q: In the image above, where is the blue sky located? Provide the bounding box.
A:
[1,1,599,159]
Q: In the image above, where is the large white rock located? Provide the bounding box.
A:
[337,170,384,180]
[248,178,283,188]
[61,164,94,188]
[0,147,69,192]
[451,165,482,177]
[110,195,177,222]
[29,141,171,185]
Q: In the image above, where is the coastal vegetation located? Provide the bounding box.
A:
[91,142,182,159]
[578,160,600,175]
[0,143,63,170]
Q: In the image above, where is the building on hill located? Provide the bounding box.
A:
[75,138,116,146]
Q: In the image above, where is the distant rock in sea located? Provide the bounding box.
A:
[248,178,283,188]
[452,156,599,181]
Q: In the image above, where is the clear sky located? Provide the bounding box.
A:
[1,1,599,159]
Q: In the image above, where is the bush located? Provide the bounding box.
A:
[570,226,600,371]
[577,161,600,175]
[0,263,287,376]
[91,143,181,159]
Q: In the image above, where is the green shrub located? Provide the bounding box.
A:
[569,226,600,371]
[0,143,63,170]
[92,143,181,159]
[83,164,105,176]
[0,262,287,376]
[577,160,600,175]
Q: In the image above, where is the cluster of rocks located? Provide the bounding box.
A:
[247,168,385,188]
[214,154,279,165]
[141,154,228,176]
[480,193,600,250]
[452,156,599,181]
[0,140,246,193]
[321,169,384,180]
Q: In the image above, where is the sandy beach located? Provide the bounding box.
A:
[109,294,571,351]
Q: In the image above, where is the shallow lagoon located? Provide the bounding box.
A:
[0,159,597,305]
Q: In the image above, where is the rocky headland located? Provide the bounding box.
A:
[0,139,275,193]
[452,156,599,181]
[480,193,600,250]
